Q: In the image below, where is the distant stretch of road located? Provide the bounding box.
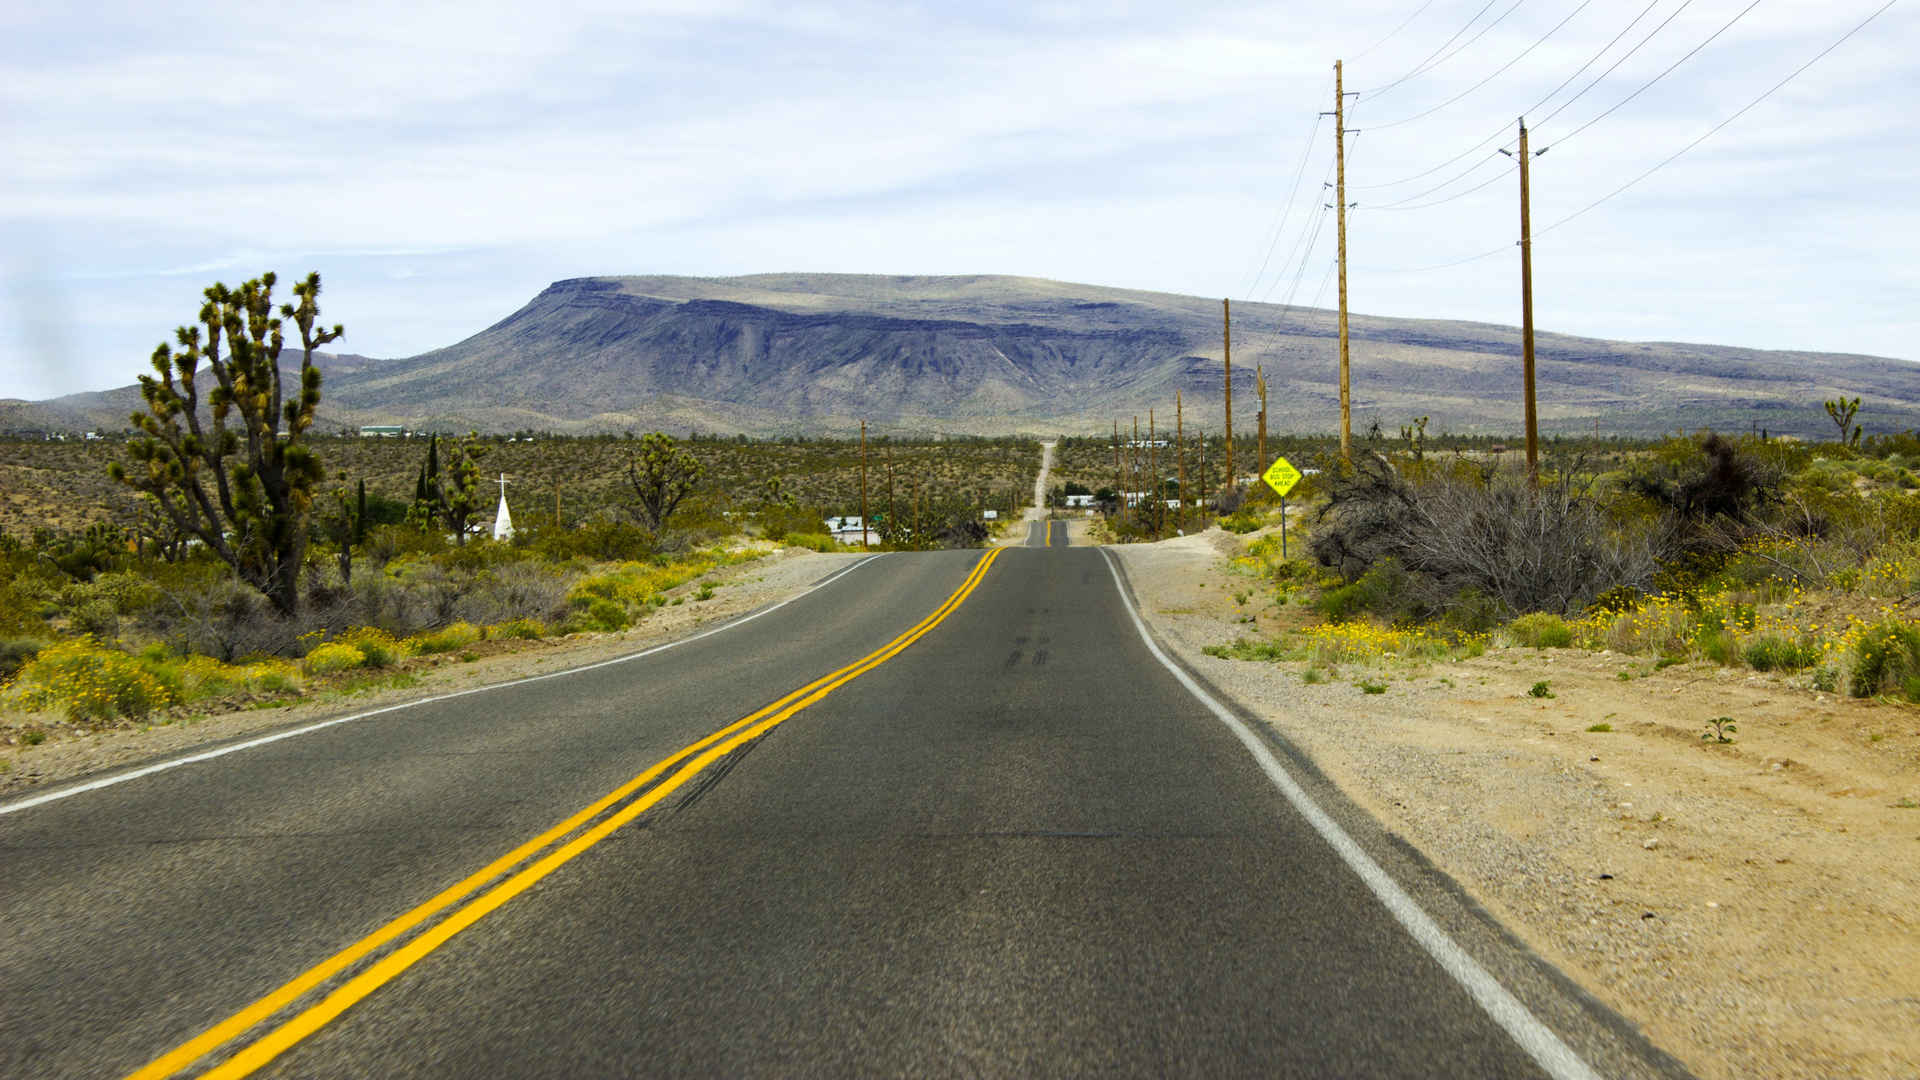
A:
[1024,518,1067,548]
[0,547,1685,1078]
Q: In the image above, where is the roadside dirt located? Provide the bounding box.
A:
[0,546,869,800]
[1112,528,1920,1080]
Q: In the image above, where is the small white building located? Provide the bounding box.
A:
[825,516,870,544]
[1063,494,1096,509]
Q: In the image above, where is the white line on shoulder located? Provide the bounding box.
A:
[1098,548,1602,1080]
[0,554,884,818]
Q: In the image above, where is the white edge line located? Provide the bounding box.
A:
[1098,548,1603,1080]
[0,554,887,818]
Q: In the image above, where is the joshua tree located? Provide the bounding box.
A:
[111,272,341,615]
[626,432,703,534]
[1824,396,1863,447]
[409,433,488,543]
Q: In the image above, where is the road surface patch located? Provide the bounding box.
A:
[126,548,1003,1080]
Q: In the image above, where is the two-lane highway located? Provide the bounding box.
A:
[0,546,1683,1078]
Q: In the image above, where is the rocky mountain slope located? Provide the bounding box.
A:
[8,274,1916,437]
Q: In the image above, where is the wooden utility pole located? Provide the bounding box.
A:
[1112,420,1123,523]
[1256,364,1268,482]
[859,420,869,548]
[1223,299,1234,490]
[1176,390,1186,517]
[1335,60,1353,463]
[1518,116,1540,484]
[1132,415,1141,513]
[1148,408,1157,499]
[886,441,896,544]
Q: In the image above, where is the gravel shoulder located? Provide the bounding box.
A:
[1111,527,1920,1080]
[0,546,870,801]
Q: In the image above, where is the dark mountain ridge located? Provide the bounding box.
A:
[7,274,1915,438]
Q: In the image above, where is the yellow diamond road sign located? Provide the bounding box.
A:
[1263,457,1302,498]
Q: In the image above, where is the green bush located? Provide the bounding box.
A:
[0,638,43,681]
[408,621,483,654]
[1849,620,1920,699]
[1316,559,1413,623]
[337,628,404,668]
[10,639,178,721]
[572,597,630,633]
[783,532,839,553]
[302,642,368,676]
[1742,635,1819,672]
[490,617,546,640]
[1508,612,1573,648]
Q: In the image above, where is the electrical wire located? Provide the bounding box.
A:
[1539,0,1765,150]
[1542,0,1901,235]
[1367,159,1517,211]
[1533,0,1703,130]
[1363,0,1535,104]
[1355,0,1661,191]
[1357,0,1503,98]
[1366,0,1596,131]
[1351,0,1441,61]
[1242,112,1326,301]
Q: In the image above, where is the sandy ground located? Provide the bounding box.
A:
[0,546,870,800]
[1111,527,1920,1080]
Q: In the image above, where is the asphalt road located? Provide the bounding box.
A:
[1023,519,1067,547]
[0,548,1687,1079]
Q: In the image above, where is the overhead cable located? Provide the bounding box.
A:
[1543,0,1901,234]
[1351,0,1441,61]
[1367,0,1597,131]
[1356,0,1661,191]
[1540,0,1766,150]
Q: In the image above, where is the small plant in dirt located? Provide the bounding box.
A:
[1702,716,1738,743]
[1302,667,1325,684]
[695,583,716,602]
[1587,722,1613,732]
[1527,680,1554,699]
[1358,680,1387,694]
[1848,619,1920,700]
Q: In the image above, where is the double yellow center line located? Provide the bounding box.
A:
[131,547,1004,1080]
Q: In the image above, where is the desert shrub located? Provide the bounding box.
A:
[783,532,839,552]
[489,617,546,640]
[1848,620,1920,699]
[1742,635,1819,672]
[453,562,571,627]
[408,621,482,655]
[336,627,405,668]
[1218,510,1263,534]
[570,597,630,633]
[1311,451,1657,617]
[10,639,178,721]
[302,642,367,675]
[757,505,828,543]
[0,638,44,681]
[528,519,655,563]
[67,598,120,639]
[1315,559,1414,623]
[1509,612,1573,648]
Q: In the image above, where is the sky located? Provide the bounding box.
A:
[2,0,1915,400]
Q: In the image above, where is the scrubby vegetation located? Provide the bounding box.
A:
[0,430,1028,739]
[1209,423,1920,704]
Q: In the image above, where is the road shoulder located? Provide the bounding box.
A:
[1110,529,1920,1080]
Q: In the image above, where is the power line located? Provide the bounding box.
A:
[1367,0,1597,131]
[1351,0,1441,61]
[1364,0,1535,104]
[1540,0,1765,150]
[1357,0,1503,98]
[1367,159,1517,211]
[1242,112,1325,301]
[1542,0,1901,235]
[1355,0,1662,191]
[1533,0,1702,130]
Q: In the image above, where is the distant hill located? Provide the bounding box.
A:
[8,274,1917,438]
